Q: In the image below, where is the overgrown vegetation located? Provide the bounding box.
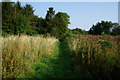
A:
[67,35,120,80]
[2,35,120,79]
[2,35,58,78]
[1,1,120,79]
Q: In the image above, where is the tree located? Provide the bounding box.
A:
[14,1,22,17]
[2,2,42,36]
[111,27,120,35]
[2,2,15,35]
[34,17,48,34]
[12,14,31,35]
[89,21,113,35]
[22,3,36,27]
[45,7,55,34]
[111,23,120,35]
[22,4,34,17]
[45,7,55,21]
[50,12,70,38]
[71,28,88,35]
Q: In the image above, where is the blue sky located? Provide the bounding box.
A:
[20,2,117,30]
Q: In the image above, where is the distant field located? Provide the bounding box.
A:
[2,35,120,79]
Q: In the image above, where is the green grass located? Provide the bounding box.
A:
[26,41,76,78]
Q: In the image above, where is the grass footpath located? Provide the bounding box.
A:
[27,40,77,78]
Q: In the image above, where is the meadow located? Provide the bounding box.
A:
[2,2,120,79]
[2,35,120,79]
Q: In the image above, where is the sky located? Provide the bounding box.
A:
[20,2,118,31]
[1,0,119,2]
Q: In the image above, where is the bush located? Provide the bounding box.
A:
[99,40,112,48]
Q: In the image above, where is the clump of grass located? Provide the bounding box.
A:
[2,35,58,78]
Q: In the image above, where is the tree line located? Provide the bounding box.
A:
[2,2,70,38]
[2,2,120,38]
[89,21,120,35]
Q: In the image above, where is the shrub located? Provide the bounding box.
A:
[99,40,112,48]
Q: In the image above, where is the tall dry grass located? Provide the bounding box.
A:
[67,35,120,79]
[2,35,120,79]
[2,35,58,78]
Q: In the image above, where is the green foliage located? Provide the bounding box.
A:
[2,2,15,34]
[44,7,55,34]
[12,14,30,35]
[89,21,113,35]
[26,40,76,78]
[99,40,112,48]
[71,28,88,35]
[22,3,34,17]
[111,26,120,35]
[2,2,120,37]
[28,56,57,78]
[67,35,120,80]
[50,12,70,39]
[2,3,70,37]
[2,2,40,36]
[45,7,55,21]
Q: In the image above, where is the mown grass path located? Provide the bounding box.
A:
[27,40,77,78]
